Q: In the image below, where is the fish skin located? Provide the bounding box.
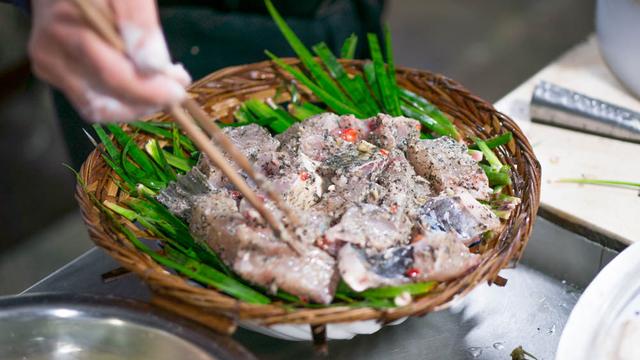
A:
[190,194,338,304]
[411,232,481,282]
[408,136,491,200]
[158,113,503,303]
[417,191,500,245]
[338,244,411,292]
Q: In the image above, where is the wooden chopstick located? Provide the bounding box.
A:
[71,0,124,52]
[169,104,290,239]
[182,101,300,226]
[70,0,301,249]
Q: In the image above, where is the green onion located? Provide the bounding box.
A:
[90,126,134,187]
[106,124,157,175]
[163,151,194,172]
[136,184,156,197]
[383,25,402,115]
[558,178,640,188]
[145,139,176,181]
[289,102,325,121]
[420,132,435,139]
[480,164,511,186]
[363,61,383,105]
[121,139,151,181]
[272,105,299,125]
[399,88,459,139]
[469,132,513,150]
[245,98,293,126]
[128,122,196,153]
[171,125,183,157]
[337,281,437,301]
[126,198,231,274]
[367,33,401,116]
[401,103,452,137]
[233,104,255,124]
[163,246,270,304]
[340,33,358,59]
[360,282,437,299]
[242,98,295,132]
[264,0,353,106]
[266,51,366,117]
[115,217,269,304]
[312,42,378,116]
[474,138,503,170]
[269,118,291,133]
[93,125,120,160]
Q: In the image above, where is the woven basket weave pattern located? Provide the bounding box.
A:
[77,59,541,326]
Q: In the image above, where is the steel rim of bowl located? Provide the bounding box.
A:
[0,292,256,360]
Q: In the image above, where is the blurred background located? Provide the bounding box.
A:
[0,0,594,294]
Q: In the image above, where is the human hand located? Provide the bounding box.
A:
[28,0,191,122]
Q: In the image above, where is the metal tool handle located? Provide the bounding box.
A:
[530,81,640,143]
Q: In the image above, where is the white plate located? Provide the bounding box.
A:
[556,242,640,360]
[239,317,407,341]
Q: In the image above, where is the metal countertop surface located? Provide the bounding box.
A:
[24,218,620,360]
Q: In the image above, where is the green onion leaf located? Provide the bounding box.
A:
[266,51,366,117]
[363,61,383,106]
[163,151,195,172]
[557,178,640,188]
[383,25,402,115]
[145,139,177,181]
[340,33,358,59]
[401,103,451,137]
[360,281,437,299]
[289,102,325,121]
[367,33,401,116]
[474,138,503,170]
[469,132,513,150]
[264,0,353,106]
[399,88,459,139]
[129,121,196,153]
[480,163,511,186]
[312,42,378,116]
[106,124,156,175]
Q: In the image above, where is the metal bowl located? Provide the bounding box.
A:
[0,293,256,360]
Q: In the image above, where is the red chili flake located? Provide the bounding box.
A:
[298,295,309,303]
[340,128,359,142]
[230,190,242,200]
[411,233,425,243]
[415,123,422,131]
[405,268,420,278]
[299,172,310,181]
[390,204,398,214]
[315,236,328,249]
[379,148,389,156]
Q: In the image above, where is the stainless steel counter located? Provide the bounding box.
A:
[24,218,621,360]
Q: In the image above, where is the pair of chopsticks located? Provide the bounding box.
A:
[71,0,301,251]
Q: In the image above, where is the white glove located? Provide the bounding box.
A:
[29,0,191,122]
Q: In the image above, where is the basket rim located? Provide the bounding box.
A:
[76,58,541,326]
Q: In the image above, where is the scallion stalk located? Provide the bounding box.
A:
[340,33,358,59]
[313,42,378,116]
[266,51,366,117]
[367,33,401,116]
[558,178,640,188]
[264,0,353,107]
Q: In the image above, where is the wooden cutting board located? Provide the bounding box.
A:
[495,36,640,246]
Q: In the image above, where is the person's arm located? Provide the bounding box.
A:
[27,0,191,123]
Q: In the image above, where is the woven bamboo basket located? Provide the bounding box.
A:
[76,59,541,334]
